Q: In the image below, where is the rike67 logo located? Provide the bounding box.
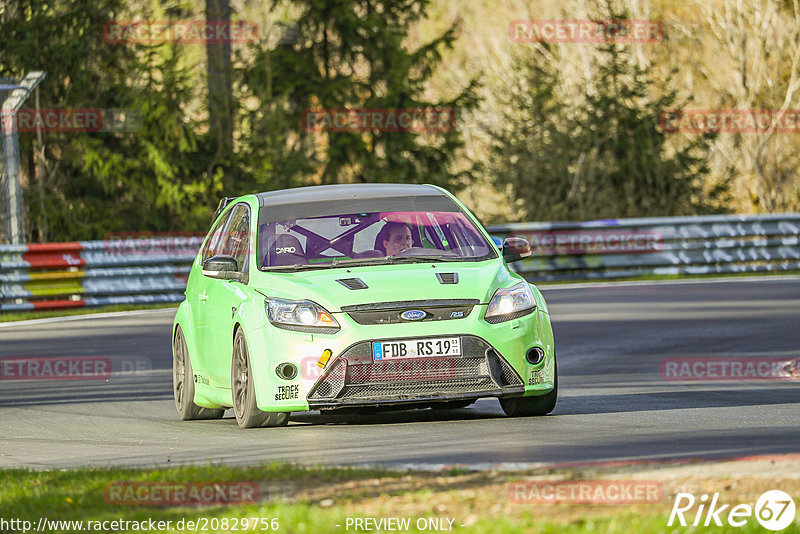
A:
[669,490,796,531]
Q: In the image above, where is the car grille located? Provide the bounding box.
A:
[307,335,523,404]
[342,299,479,325]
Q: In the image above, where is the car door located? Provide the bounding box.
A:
[199,202,252,388]
[190,207,233,378]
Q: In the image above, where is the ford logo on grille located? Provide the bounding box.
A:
[400,310,427,321]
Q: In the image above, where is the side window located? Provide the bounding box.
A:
[224,204,250,273]
[201,209,233,262]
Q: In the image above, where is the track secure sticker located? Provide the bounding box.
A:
[275,384,299,401]
[528,369,545,385]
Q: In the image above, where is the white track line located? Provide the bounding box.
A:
[0,307,178,328]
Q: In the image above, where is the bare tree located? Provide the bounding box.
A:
[700,0,800,212]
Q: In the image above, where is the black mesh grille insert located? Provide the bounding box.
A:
[307,335,523,403]
[340,378,497,399]
[341,299,479,312]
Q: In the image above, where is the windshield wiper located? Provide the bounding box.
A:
[260,263,336,272]
[330,257,391,267]
[331,255,464,266]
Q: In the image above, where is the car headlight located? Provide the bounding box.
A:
[484,282,537,323]
[266,298,340,332]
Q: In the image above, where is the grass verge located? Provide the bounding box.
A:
[1,460,798,533]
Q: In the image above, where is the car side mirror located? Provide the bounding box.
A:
[502,237,532,263]
[202,255,241,281]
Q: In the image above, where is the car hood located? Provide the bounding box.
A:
[250,259,519,312]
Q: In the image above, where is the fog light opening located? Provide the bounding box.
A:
[526,347,544,365]
[275,362,298,380]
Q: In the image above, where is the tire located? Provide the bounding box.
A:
[500,357,558,417]
[173,326,225,421]
[231,329,289,429]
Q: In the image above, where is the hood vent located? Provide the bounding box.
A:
[436,272,459,284]
[337,278,368,290]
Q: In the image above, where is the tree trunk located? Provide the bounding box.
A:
[206,0,234,191]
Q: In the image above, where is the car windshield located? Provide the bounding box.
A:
[257,202,496,270]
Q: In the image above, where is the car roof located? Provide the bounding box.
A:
[254,183,444,208]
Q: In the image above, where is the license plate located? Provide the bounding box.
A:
[372,337,461,360]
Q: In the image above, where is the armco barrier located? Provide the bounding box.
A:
[0,237,201,312]
[490,213,800,281]
[1,214,799,312]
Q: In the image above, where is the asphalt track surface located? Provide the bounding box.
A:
[1,277,798,470]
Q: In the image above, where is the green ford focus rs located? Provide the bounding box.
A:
[172,183,557,428]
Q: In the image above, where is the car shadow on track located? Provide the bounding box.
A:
[552,387,800,416]
[288,405,503,426]
[279,387,800,426]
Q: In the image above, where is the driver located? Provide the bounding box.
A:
[383,222,413,256]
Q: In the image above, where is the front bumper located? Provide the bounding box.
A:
[245,305,555,412]
[307,335,524,408]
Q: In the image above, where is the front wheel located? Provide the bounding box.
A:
[500,358,558,417]
[173,326,225,421]
[231,329,289,429]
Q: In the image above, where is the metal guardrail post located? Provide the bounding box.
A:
[0,71,46,244]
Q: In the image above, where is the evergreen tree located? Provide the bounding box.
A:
[488,24,727,221]
[574,38,725,217]
[0,0,211,240]
[486,45,579,221]
[237,0,478,192]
